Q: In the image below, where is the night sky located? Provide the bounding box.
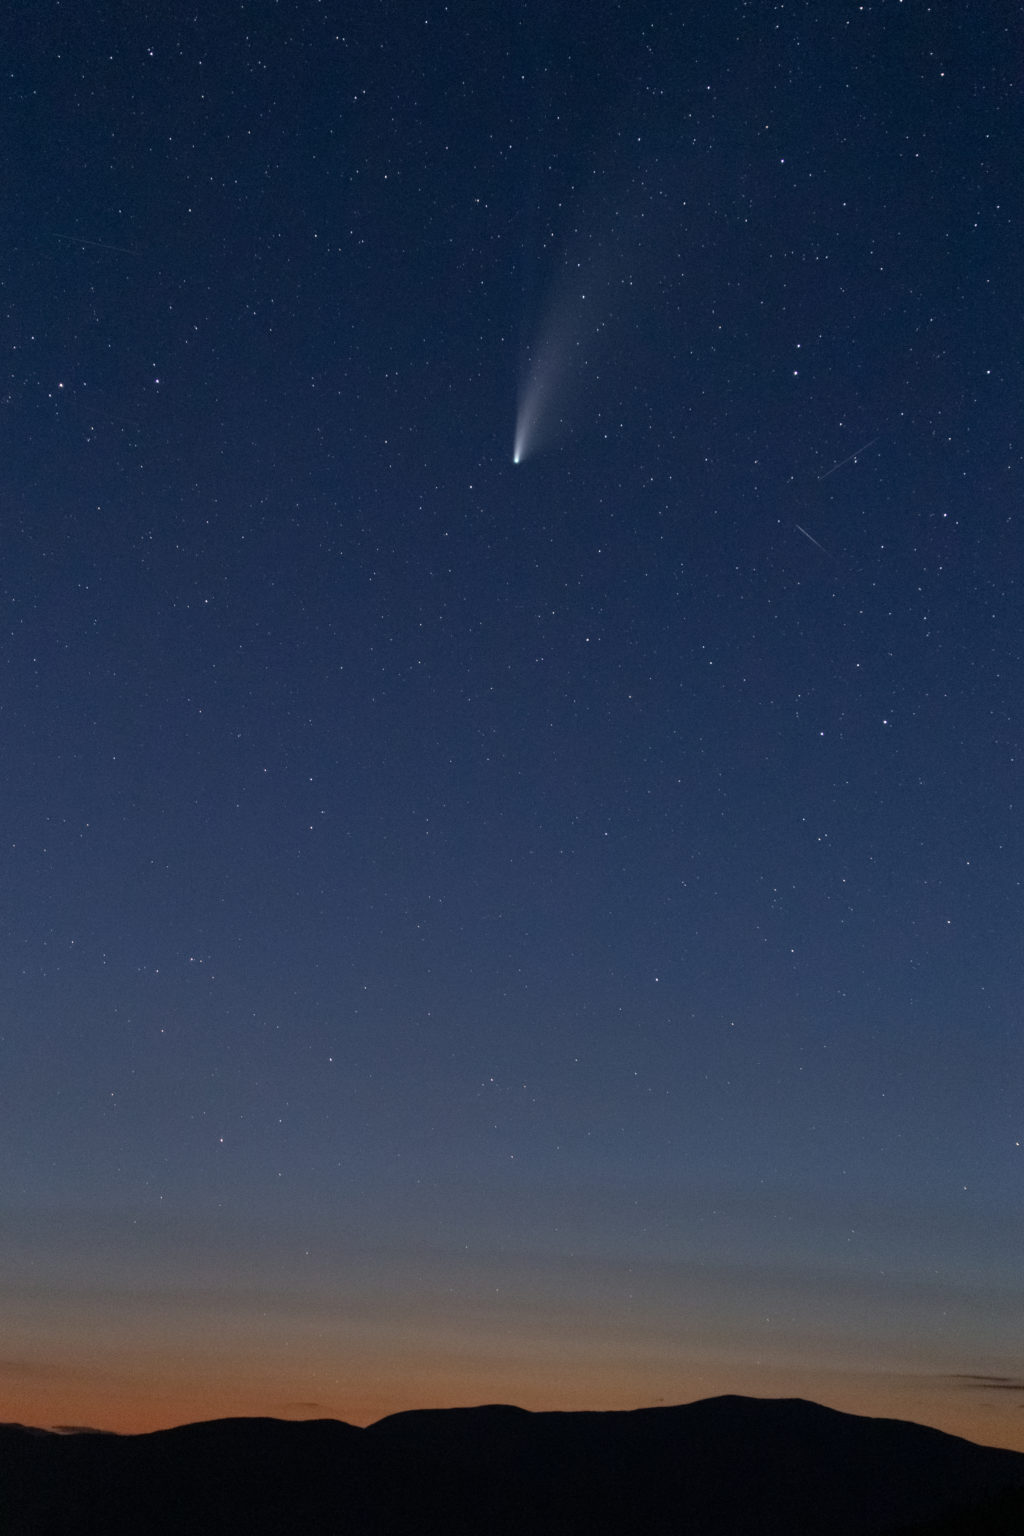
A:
[3,1,1022,1448]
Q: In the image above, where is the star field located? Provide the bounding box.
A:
[1,0,1021,1446]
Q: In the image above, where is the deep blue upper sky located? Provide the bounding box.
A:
[1,0,1021,1441]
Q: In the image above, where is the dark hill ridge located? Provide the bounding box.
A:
[3,1395,1024,1535]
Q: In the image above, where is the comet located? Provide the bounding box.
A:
[512,331,564,466]
[514,241,612,464]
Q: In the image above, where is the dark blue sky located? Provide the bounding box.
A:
[2,0,1022,1443]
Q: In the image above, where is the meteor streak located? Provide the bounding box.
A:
[795,523,833,557]
[817,437,878,481]
[55,233,139,256]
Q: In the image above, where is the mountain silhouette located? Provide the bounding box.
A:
[2,1394,1023,1535]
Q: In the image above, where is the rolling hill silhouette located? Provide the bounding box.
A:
[3,1394,1024,1535]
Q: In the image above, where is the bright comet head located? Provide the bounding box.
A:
[512,405,533,466]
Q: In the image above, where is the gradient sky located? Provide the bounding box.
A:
[2,0,1022,1450]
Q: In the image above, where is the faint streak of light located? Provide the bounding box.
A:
[795,524,833,557]
[54,233,139,256]
[817,437,879,480]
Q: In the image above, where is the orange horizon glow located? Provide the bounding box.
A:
[6,1358,1023,1455]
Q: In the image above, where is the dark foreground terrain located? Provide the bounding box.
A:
[3,1395,1024,1535]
